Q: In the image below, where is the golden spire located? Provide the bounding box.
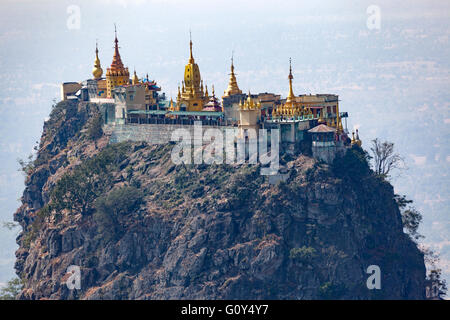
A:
[92,40,103,79]
[351,131,356,145]
[286,57,295,103]
[132,69,139,84]
[212,85,215,97]
[108,24,126,72]
[223,51,242,98]
[205,83,209,97]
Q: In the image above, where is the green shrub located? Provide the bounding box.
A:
[93,186,144,242]
[289,246,317,263]
[87,113,104,141]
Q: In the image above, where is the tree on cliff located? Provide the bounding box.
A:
[370,138,405,179]
[94,186,144,242]
[87,113,103,148]
[421,247,448,299]
[0,278,23,300]
[395,194,423,242]
[49,143,130,215]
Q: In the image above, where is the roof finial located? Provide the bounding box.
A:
[289,57,293,78]
[189,30,194,62]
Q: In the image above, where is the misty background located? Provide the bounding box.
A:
[0,0,449,290]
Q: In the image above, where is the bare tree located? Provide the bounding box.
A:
[420,246,448,299]
[370,138,405,178]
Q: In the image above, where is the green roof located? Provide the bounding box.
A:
[128,110,168,115]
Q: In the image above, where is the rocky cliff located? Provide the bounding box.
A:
[13,100,426,299]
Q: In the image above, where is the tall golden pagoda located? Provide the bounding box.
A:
[223,53,242,98]
[273,58,304,118]
[105,25,130,98]
[92,41,103,80]
[176,33,208,111]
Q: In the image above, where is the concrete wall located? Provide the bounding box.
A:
[104,123,236,145]
[312,145,347,163]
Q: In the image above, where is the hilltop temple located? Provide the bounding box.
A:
[60,28,361,162]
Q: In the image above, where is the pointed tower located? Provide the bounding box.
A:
[105,25,130,98]
[177,32,207,111]
[92,41,103,80]
[286,58,295,104]
[132,69,139,85]
[223,53,242,98]
[274,58,300,118]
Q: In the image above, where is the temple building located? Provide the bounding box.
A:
[105,27,130,98]
[238,92,262,138]
[113,73,164,124]
[202,86,222,112]
[221,56,280,124]
[272,59,344,132]
[176,35,209,111]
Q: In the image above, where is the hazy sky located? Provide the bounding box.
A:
[0,0,449,290]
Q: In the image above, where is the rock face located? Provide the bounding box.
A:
[14,101,426,300]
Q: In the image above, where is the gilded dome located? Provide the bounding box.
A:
[92,44,103,79]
